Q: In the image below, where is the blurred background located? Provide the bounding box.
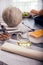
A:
[0,0,43,24]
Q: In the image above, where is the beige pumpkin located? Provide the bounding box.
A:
[2,7,22,27]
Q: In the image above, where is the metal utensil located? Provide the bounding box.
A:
[22,22,35,31]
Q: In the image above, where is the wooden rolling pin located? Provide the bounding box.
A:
[1,42,43,61]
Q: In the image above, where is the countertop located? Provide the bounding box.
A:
[0,18,43,65]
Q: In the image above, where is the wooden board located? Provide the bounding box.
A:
[1,42,43,61]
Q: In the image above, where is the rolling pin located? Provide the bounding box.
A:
[1,42,43,61]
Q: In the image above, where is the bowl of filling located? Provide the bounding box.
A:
[17,38,32,48]
[34,15,43,26]
[22,12,31,18]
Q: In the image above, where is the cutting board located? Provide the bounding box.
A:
[1,42,43,61]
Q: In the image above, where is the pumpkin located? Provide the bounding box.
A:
[2,7,22,27]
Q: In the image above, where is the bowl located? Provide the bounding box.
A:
[34,15,43,26]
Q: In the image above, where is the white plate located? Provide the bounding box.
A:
[28,36,43,43]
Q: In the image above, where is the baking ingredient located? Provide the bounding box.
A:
[28,29,43,38]
[22,12,30,17]
[18,40,31,47]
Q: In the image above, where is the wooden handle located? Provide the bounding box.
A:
[1,42,43,61]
